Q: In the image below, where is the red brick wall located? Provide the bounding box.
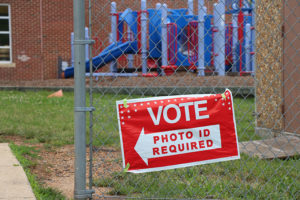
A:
[42,0,73,80]
[0,0,218,80]
[0,0,73,81]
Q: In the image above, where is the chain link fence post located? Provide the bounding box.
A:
[73,0,88,199]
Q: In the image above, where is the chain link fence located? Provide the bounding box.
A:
[79,0,299,199]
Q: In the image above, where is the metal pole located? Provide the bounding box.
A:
[161,3,168,69]
[156,3,161,10]
[127,25,134,68]
[73,0,87,199]
[85,27,89,61]
[141,0,148,74]
[110,2,118,73]
[245,23,251,72]
[213,2,225,76]
[71,32,74,66]
[188,0,194,15]
[197,0,205,76]
[232,12,238,72]
[155,3,164,76]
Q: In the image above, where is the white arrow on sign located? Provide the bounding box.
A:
[134,125,222,165]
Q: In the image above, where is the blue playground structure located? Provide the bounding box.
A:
[63,0,255,78]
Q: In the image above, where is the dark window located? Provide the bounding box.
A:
[0,34,9,46]
[0,19,9,31]
[0,5,11,62]
[0,6,8,17]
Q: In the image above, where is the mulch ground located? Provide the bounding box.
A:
[0,72,254,88]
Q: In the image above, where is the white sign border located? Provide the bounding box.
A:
[129,155,240,173]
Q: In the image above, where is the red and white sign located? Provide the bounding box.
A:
[116,89,240,173]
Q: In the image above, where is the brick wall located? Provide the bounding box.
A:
[0,0,73,81]
[0,0,218,80]
[41,0,73,80]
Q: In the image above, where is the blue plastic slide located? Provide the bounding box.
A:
[63,41,138,78]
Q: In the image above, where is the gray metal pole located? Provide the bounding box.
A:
[141,0,148,74]
[161,3,168,68]
[245,23,251,72]
[188,0,194,15]
[232,12,238,73]
[213,2,226,76]
[73,0,87,199]
[197,0,205,76]
[110,2,118,73]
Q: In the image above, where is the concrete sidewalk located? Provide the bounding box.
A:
[0,143,36,200]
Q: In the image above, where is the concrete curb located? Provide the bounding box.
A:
[0,143,36,200]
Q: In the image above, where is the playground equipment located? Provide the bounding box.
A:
[63,0,255,78]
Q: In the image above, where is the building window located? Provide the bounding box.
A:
[0,5,11,63]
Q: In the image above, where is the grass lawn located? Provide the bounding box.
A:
[0,90,258,146]
[93,153,299,199]
[0,90,298,199]
[0,90,74,146]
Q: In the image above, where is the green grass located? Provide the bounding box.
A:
[0,90,74,146]
[233,97,259,141]
[93,153,299,199]
[0,90,257,146]
[0,90,298,199]
[9,143,66,200]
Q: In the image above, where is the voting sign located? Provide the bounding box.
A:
[116,89,240,173]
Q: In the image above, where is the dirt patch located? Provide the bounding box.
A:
[33,145,122,199]
[2,135,122,199]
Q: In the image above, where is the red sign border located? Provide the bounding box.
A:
[116,89,240,173]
